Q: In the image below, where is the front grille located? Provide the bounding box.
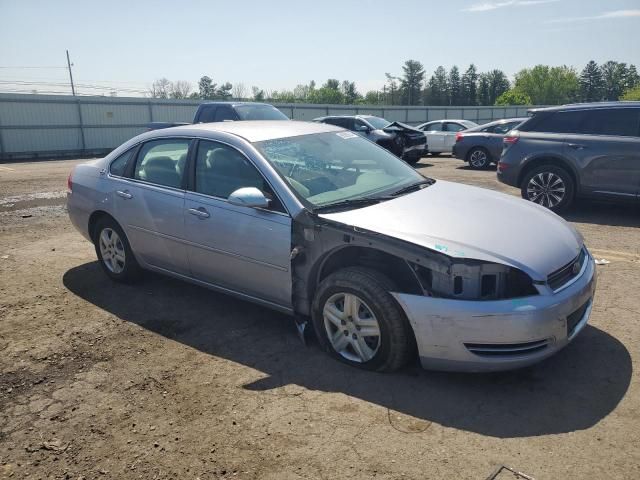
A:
[567,300,590,336]
[464,339,549,357]
[548,248,586,291]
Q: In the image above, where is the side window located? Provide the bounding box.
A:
[444,122,465,133]
[493,123,513,134]
[214,106,237,122]
[134,139,190,189]
[581,108,640,137]
[194,140,284,212]
[530,111,586,134]
[354,118,369,131]
[109,148,134,177]
[342,118,356,131]
[423,123,442,132]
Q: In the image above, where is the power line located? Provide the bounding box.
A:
[0,66,67,69]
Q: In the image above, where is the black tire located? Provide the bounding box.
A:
[467,147,491,169]
[311,267,414,372]
[520,164,575,212]
[93,216,142,283]
[403,153,420,165]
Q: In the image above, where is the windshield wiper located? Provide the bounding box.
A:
[390,179,435,197]
[313,197,388,213]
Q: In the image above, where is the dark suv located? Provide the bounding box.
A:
[498,102,640,211]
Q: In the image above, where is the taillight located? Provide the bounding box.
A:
[497,162,508,172]
[455,132,464,142]
[67,171,73,192]
[503,135,519,145]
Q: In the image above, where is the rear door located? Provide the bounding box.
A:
[114,138,192,275]
[183,139,292,307]
[421,122,444,151]
[443,122,466,151]
[563,108,640,199]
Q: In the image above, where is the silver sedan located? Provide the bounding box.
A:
[67,121,596,372]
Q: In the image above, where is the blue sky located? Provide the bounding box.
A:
[1,0,639,96]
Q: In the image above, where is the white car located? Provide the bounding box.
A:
[417,120,478,154]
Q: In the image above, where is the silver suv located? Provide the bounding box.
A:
[497,102,640,211]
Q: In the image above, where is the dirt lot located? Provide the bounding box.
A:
[1,156,639,479]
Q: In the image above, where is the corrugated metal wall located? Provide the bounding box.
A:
[0,93,534,160]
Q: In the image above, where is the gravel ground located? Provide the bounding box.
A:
[1,155,639,479]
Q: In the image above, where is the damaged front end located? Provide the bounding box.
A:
[380,122,427,160]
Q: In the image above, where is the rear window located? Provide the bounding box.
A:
[234,104,288,121]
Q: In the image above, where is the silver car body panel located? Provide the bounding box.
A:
[68,121,596,372]
[319,180,583,281]
[392,254,596,371]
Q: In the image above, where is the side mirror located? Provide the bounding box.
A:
[355,124,370,132]
[227,187,270,208]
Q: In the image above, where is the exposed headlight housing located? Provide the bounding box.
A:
[410,260,538,300]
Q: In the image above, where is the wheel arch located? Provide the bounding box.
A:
[88,210,120,243]
[465,145,492,163]
[517,154,579,191]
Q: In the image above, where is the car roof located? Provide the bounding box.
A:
[529,101,640,113]
[468,117,528,130]
[199,101,276,108]
[314,114,380,120]
[158,120,342,142]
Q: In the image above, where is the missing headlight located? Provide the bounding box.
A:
[410,261,537,300]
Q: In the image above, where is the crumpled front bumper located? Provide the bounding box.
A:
[392,254,597,372]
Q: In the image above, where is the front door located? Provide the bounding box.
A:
[183,140,292,307]
[423,122,445,152]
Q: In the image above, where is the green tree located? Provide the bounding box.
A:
[198,76,216,100]
[624,65,640,91]
[601,61,628,101]
[400,60,425,105]
[477,73,490,105]
[308,85,344,104]
[341,80,360,104]
[385,73,400,105]
[448,66,462,105]
[486,69,510,105]
[620,85,640,101]
[495,89,532,105]
[513,65,578,104]
[251,86,265,101]
[324,79,340,91]
[579,61,604,102]
[362,90,383,104]
[426,66,449,106]
[215,82,233,99]
[461,64,479,105]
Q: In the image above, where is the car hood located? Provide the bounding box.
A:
[319,180,583,280]
[382,121,423,134]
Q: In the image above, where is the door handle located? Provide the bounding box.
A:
[188,207,210,219]
[116,190,133,199]
[568,143,586,150]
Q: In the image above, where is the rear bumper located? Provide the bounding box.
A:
[392,253,597,372]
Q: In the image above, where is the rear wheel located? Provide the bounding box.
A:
[94,217,142,283]
[467,147,491,169]
[311,267,414,372]
[520,165,575,212]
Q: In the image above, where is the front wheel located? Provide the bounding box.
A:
[311,267,414,372]
[520,165,575,212]
[467,147,491,169]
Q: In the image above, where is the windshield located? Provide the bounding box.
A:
[254,131,425,208]
[235,104,289,121]
[363,116,391,130]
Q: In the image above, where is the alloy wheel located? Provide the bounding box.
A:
[469,149,488,168]
[99,228,126,274]
[526,172,566,208]
[323,292,381,363]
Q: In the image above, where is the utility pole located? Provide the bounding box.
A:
[66,50,76,96]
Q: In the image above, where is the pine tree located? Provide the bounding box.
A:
[579,61,604,102]
[400,60,426,105]
[448,66,462,106]
[426,66,449,106]
[601,61,628,101]
[477,74,490,106]
[461,64,479,105]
